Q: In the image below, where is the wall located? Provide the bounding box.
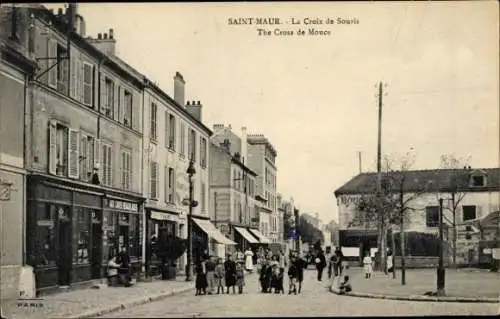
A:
[0,60,27,300]
[247,143,264,196]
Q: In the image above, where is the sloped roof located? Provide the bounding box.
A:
[334,168,500,196]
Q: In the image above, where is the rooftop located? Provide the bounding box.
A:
[334,168,500,196]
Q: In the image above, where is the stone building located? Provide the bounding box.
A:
[209,125,268,255]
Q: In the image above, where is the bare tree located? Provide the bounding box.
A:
[438,154,471,267]
[350,152,429,283]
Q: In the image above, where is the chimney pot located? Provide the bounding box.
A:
[228,124,232,130]
[109,28,114,39]
[103,33,108,39]
[197,100,201,105]
[187,101,190,105]
[98,33,102,39]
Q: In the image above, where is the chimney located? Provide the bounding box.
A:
[221,138,231,152]
[185,100,202,121]
[173,72,185,106]
[241,126,248,164]
[89,29,116,55]
[66,3,77,32]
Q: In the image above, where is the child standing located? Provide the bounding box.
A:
[363,252,373,279]
[214,258,225,294]
[235,261,245,294]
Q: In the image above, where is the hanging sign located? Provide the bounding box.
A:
[151,211,177,221]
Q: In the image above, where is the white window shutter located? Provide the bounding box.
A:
[48,120,57,175]
[71,52,77,98]
[100,74,106,113]
[48,39,57,88]
[68,129,80,179]
[78,61,84,102]
[119,87,124,122]
[94,138,101,168]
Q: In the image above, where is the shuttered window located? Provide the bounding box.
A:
[121,149,132,191]
[150,161,158,199]
[164,111,169,148]
[150,102,157,140]
[168,114,176,150]
[179,121,186,155]
[200,137,207,168]
[168,167,175,203]
[188,129,196,162]
[79,134,95,182]
[102,77,114,118]
[82,62,93,106]
[164,166,168,203]
[101,143,113,186]
[201,182,206,213]
[123,90,132,128]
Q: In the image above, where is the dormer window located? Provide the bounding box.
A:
[470,170,487,187]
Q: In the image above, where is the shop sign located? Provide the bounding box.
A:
[151,211,177,222]
[107,199,138,212]
[339,195,363,206]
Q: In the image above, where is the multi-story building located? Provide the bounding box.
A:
[0,36,37,298]
[247,134,280,249]
[1,5,147,290]
[334,168,500,265]
[209,125,263,254]
[142,72,231,269]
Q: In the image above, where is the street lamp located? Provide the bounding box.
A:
[183,159,197,282]
[437,198,446,296]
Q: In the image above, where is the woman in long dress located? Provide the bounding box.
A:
[244,248,254,272]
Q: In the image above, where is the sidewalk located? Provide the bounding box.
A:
[330,267,500,303]
[1,277,194,319]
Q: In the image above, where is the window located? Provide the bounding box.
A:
[164,111,169,148]
[471,175,485,187]
[56,44,69,94]
[82,63,93,106]
[102,78,114,117]
[79,134,95,182]
[101,143,113,186]
[150,102,157,140]
[123,90,132,128]
[150,161,158,199]
[128,214,140,258]
[188,129,196,161]
[180,122,186,156]
[200,137,207,168]
[50,122,68,176]
[47,39,57,88]
[201,182,206,213]
[121,149,132,191]
[462,205,477,221]
[167,167,175,203]
[74,207,90,265]
[426,206,440,227]
[168,114,176,150]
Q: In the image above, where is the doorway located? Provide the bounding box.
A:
[91,223,103,279]
[57,213,72,286]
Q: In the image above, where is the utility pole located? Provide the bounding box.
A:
[358,151,362,174]
[400,179,406,285]
[437,198,446,296]
[451,191,456,268]
[375,81,385,269]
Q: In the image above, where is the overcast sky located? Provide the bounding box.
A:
[48,2,499,224]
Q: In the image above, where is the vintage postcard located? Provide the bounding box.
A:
[0,1,498,318]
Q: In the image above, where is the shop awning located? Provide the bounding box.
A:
[191,218,237,245]
[247,228,273,244]
[234,226,260,244]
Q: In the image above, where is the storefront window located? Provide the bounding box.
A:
[34,203,58,267]
[106,211,118,258]
[74,207,90,264]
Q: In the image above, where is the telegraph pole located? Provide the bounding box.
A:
[375,81,385,269]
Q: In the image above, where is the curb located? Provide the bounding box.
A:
[329,285,500,304]
[69,286,195,318]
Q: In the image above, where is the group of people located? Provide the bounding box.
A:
[194,252,246,296]
[258,249,308,295]
[106,246,132,287]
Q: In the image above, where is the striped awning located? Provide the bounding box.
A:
[192,218,236,245]
[247,228,273,244]
[234,226,260,244]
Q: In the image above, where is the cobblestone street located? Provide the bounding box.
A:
[101,270,499,318]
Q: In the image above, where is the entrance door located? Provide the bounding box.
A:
[119,225,129,251]
[57,215,72,286]
[91,223,103,279]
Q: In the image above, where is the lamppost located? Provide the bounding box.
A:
[294,208,300,252]
[437,198,446,296]
[182,159,197,282]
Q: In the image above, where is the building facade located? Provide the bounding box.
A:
[0,34,37,298]
[142,71,219,270]
[1,5,149,290]
[334,168,500,264]
[247,134,280,248]
[209,125,267,253]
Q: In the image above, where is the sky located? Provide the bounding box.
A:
[47,2,499,224]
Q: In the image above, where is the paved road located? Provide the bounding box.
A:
[101,270,499,317]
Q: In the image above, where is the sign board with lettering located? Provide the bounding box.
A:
[107,199,138,212]
[339,195,363,207]
[151,211,177,222]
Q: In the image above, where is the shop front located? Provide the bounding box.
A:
[191,216,236,259]
[26,174,144,290]
[233,225,260,251]
[248,228,273,245]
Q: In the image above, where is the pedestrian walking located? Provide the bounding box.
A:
[214,257,225,294]
[325,246,333,279]
[259,260,271,293]
[244,248,254,273]
[387,249,394,274]
[235,261,245,294]
[205,256,216,295]
[315,250,327,281]
[287,255,298,295]
[224,253,237,294]
[363,252,373,279]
